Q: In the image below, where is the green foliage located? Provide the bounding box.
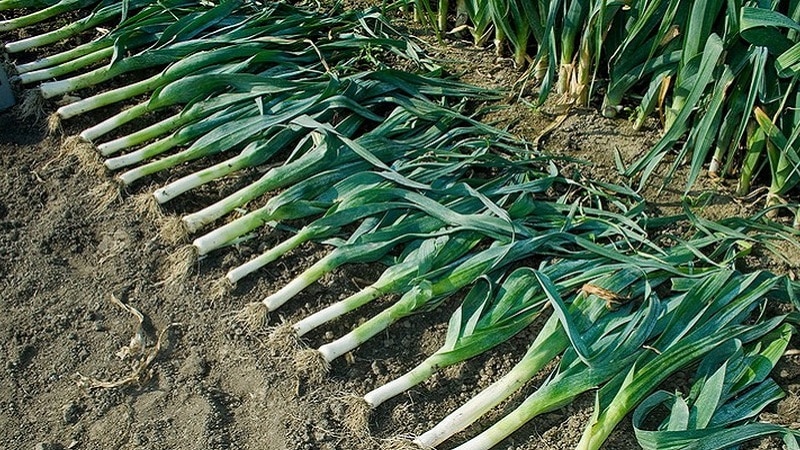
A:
[633,325,798,450]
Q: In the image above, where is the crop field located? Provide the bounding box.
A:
[1,1,800,450]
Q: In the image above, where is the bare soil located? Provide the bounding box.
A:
[2,10,800,450]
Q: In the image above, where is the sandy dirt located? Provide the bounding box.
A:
[2,8,800,450]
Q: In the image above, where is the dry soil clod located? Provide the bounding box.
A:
[294,348,330,384]
[235,301,269,330]
[159,215,188,245]
[131,192,164,223]
[1,57,16,78]
[342,394,372,437]
[18,89,45,123]
[268,321,302,356]
[162,244,197,286]
[381,437,425,450]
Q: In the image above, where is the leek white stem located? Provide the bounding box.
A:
[225,231,309,283]
[182,179,273,234]
[16,40,111,74]
[414,315,567,449]
[39,63,115,98]
[318,332,364,363]
[292,285,381,337]
[453,378,582,450]
[116,169,144,186]
[363,354,442,408]
[103,135,185,172]
[0,0,90,32]
[262,252,336,311]
[6,22,84,53]
[17,46,114,84]
[5,1,122,53]
[116,140,218,186]
[192,209,301,256]
[318,301,406,362]
[88,95,201,147]
[179,130,334,233]
[80,101,151,143]
[56,74,160,118]
[153,154,249,204]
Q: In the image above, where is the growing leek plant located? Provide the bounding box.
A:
[269,175,566,344]
[159,98,512,283]
[6,0,503,264]
[45,5,400,123]
[0,0,59,11]
[3,0,159,53]
[289,177,669,382]
[11,0,199,81]
[604,1,800,206]
[395,225,736,448]
[234,167,563,324]
[446,0,800,210]
[450,274,664,450]
[274,232,482,344]
[294,234,569,382]
[174,88,499,238]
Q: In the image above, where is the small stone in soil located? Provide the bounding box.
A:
[62,402,81,424]
[34,443,59,450]
[178,352,208,380]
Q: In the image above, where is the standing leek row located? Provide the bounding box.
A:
[610,2,800,200]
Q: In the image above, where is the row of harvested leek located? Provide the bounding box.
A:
[2,1,800,449]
